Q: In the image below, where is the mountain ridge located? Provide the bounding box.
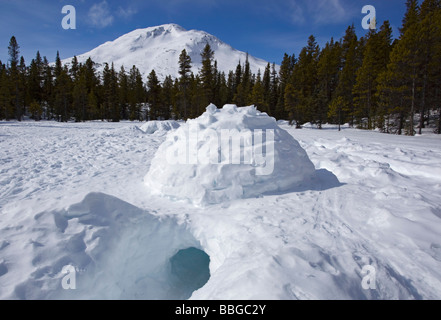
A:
[62,23,277,81]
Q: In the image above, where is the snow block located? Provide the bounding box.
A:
[144,104,316,206]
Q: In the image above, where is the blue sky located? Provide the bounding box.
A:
[0,0,407,66]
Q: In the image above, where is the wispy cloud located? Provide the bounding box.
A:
[288,0,354,26]
[88,1,114,28]
[117,6,138,19]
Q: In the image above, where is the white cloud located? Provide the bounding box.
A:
[117,6,138,19]
[309,0,347,24]
[88,1,114,28]
[288,0,351,25]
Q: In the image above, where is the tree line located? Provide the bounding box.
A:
[1,0,440,135]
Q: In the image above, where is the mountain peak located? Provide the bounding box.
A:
[141,23,187,37]
[65,24,276,81]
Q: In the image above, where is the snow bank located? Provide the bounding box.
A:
[144,104,316,206]
[11,193,210,300]
[136,120,181,135]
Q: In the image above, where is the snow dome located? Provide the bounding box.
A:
[144,104,316,206]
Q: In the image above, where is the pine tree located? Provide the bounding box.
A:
[276,53,295,119]
[217,71,229,107]
[262,63,271,115]
[400,0,420,36]
[250,70,265,111]
[88,90,99,120]
[189,74,204,117]
[334,24,360,127]
[54,65,72,122]
[54,51,62,80]
[161,75,174,120]
[42,56,53,119]
[417,0,441,134]
[353,21,392,130]
[147,69,161,120]
[0,63,13,120]
[17,56,27,119]
[233,62,242,97]
[72,72,88,121]
[70,56,79,81]
[269,63,279,117]
[118,66,129,120]
[178,49,192,79]
[8,36,23,120]
[177,49,192,119]
[286,35,320,126]
[200,43,215,107]
[226,70,235,103]
[316,38,341,128]
[242,53,252,105]
[284,82,301,127]
[128,65,144,121]
[102,63,119,121]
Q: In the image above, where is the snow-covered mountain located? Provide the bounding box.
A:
[63,24,274,81]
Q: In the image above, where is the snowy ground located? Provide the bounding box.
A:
[1,120,441,300]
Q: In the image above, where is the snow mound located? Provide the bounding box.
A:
[144,104,316,206]
[12,193,210,300]
[136,120,181,135]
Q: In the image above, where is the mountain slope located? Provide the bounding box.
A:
[63,24,275,81]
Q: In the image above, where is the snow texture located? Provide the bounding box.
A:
[144,104,316,206]
[1,120,441,300]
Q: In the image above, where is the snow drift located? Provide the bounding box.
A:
[11,193,210,300]
[136,120,181,135]
[144,104,316,206]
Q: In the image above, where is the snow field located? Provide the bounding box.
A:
[1,118,441,299]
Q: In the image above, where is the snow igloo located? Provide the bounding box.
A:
[144,104,316,206]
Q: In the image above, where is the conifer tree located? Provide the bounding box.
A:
[250,70,265,111]
[102,63,119,121]
[128,66,144,120]
[200,43,215,107]
[0,63,13,120]
[161,75,174,120]
[417,0,441,134]
[8,36,23,120]
[72,71,88,121]
[277,53,295,119]
[177,49,192,119]
[316,38,341,128]
[147,69,161,120]
[269,63,279,117]
[287,35,320,126]
[353,21,392,130]
[333,24,360,127]
[27,55,43,111]
[262,63,271,115]
[42,56,53,119]
[118,66,129,120]
[226,70,235,103]
[54,65,72,122]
